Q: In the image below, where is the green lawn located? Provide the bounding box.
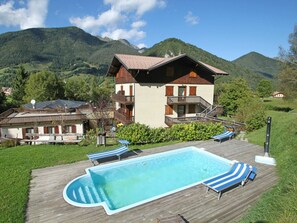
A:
[0,141,177,223]
[241,110,297,222]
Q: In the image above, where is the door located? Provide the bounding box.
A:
[178,86,186,102]
[177,105,186,117]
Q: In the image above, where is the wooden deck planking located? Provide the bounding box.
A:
[26,140,278,223]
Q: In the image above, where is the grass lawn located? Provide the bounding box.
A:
[241,109,297,222]
[0,140,178,223]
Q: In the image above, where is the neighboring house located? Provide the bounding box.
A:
[0,100,89,142]
[272,91,285,98]
[107,54,228,128]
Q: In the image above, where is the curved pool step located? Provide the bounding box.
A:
[71,185,102,204]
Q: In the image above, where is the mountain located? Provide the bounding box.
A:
[0,28,273,88]
[144,38,266,87]
[0,26,138,85]
[233,52,282,78]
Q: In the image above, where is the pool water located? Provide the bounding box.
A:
[63,147,231,215]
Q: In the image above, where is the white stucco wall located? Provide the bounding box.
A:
[134,83,167,128]
[1,124,84,139]
[115,83,214,128]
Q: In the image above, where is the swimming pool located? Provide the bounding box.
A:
[63,146,232,215]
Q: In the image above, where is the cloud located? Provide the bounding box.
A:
[101,21,146,40]
[70,0,165,42]
[0,0,49,29]
[184,11,199,25]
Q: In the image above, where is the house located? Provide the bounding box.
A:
[272,91,285,98]
[107,54,228,128]
[0,100,89,143]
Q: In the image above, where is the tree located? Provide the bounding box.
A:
[218,78,253,116]
[278,24,297,100]
[12,66,29,104]
[257,79,272,99]
[64,75,90,101]
[23,71,64,102]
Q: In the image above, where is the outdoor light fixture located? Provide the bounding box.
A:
[30,99,36,109]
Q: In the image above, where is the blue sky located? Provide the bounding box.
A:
[0,0,296,61]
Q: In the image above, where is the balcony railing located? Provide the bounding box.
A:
[167,96,211,108]
[114,108,134,125]
[111,91,134,105]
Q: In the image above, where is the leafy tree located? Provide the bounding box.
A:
[0,91,7,113]
[23,71,64,102]
[236,99,266,131]
[12,66,29,104]
[257,79,272,99]
[218,78,253,116]
[64,75,90,101]
[278,24,297,100]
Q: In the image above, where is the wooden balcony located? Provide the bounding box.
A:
[112,91,134,105]
[167,96,211,108]
[114,108,134,125]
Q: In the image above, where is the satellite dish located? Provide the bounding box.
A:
[30,99,36,109]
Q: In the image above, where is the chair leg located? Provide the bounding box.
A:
[218,192,222,200]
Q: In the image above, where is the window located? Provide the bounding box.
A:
[165,105,173,115]
[165,86,174,96]
[166,66,174,77]
[63,125,77,133]
[189,86,196,96]
[44,126,55,134]
[188,104,196,113]
[189,71,197,78]
[178,86,186,96]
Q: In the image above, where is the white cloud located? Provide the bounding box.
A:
[0,0,49,29]
[70,0,165,42]
[137,43,147,49]
[184,11,199,25]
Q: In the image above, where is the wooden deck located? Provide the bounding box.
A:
[26,140,278,223]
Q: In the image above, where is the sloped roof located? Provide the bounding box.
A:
[107,54,228,76]
[23,99,88,110]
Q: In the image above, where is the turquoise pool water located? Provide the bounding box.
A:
[63,146,231,215]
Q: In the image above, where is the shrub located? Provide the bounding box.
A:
[236,99,266,132]
[169,122,224,141]
[1,139,19,148]
[116,123,151,144]
[116,122,224,144]
[265,104,293,112]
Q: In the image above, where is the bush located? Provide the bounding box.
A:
[1,139,19,148]
[169,122,224,141]
[236,99,266,132]
[116,123,151,144]
[116,122,224,144]
[265,104,293,112]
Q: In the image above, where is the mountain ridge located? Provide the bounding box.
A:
[233,51,282,78]
[0,26,276,88]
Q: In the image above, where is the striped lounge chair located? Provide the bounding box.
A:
[87,145,128,165]
[203,161,257,199]
[211,130,235,143]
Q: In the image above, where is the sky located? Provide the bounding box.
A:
[0,0,296,61]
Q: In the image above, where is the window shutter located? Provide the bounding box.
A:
[44,127,48,134]
[189,86,196,96]
[72,125,77,133]
[55,126,59,134]
[166,86,174,96]
[165,105,173,115]
[22,128,27,139]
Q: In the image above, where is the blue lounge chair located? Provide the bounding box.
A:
[211,130,235,143]
[203,162,257,199]
[87,146,128,165]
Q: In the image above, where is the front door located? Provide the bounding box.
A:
[177,105,186,117]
